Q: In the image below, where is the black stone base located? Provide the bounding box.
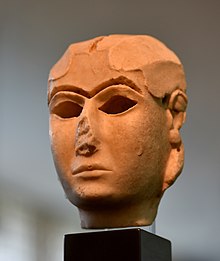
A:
[64,228,171,261]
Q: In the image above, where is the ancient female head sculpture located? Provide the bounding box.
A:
[48,35,187,228]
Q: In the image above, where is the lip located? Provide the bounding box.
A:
[72,164,111,175]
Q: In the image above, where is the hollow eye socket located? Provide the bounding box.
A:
[99,95,137,115]
[51,101,83,118]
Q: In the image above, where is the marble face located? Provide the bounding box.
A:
[48,35,187,228]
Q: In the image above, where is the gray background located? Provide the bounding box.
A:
[1,0,220,260]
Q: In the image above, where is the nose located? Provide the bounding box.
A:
[75,116,100,157]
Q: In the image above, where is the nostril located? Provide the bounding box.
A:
[76,143,98,157]
[88,145,97,153]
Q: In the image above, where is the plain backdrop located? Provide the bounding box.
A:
[1,0,220,260]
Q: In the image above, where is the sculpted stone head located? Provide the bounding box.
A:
[48,35,187,228]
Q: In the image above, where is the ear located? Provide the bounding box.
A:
[162,89,188,192]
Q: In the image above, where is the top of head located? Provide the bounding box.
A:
[48,34,186,102]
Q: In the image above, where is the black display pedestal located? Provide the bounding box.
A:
[64,228,171,261]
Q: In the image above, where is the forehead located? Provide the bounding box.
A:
[49,50,147,99]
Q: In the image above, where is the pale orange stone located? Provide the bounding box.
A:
[48,35,188,228]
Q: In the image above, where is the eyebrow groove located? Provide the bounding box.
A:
[48,76,141,104]
[92,76,142,96]
[49,85,90,104]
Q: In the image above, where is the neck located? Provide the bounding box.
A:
[78,199,159,229]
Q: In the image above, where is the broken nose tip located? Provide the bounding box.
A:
[76,143,98,157]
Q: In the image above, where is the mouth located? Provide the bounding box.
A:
[72,164,111,175]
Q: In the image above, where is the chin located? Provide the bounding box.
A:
[66,186,133,210]
[67,188,114,208]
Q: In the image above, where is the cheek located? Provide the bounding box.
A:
[104,105,167,158]
[140,110,170,191]
[103,105,169,183]
[49,117,76,175]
